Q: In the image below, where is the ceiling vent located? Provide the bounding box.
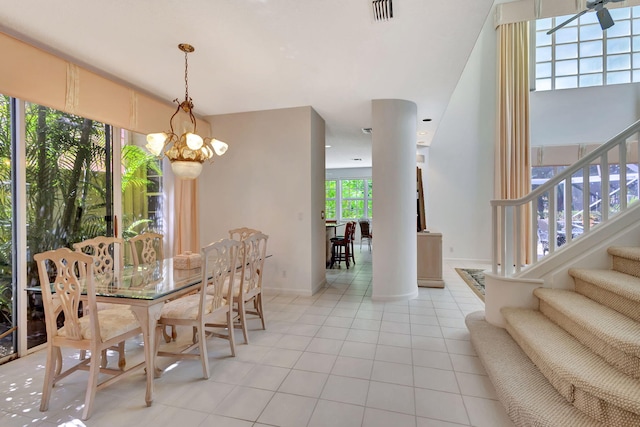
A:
[362,127,373,135]
[372,0,393,21]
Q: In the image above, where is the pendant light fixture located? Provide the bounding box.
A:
[146,43,228,179]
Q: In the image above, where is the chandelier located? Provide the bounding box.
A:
[146,43,228,179]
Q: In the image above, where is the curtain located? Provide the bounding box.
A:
[174,178,200,255]
[496,21,532,265]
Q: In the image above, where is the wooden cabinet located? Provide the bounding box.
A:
[417,231,444,288]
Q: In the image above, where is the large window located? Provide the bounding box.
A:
[325,178,373,221]
[535,6,640,90]
[325,180,337,220]
[0,96,164,362]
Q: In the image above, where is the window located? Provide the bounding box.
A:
[325,180,337,220]
[325,178,373,221]
[0,96,165,361]
[535,6,640,90]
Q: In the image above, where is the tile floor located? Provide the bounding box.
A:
[0,251,514,427]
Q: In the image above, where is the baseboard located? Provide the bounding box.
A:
[263,278,327,297]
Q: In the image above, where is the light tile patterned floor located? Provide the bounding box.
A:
[0,251,514,427]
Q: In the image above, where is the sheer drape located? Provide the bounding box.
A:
[174,179,200,255]
[496,22,532,264]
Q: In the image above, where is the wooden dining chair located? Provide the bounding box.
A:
[73,236,129,369]
[35,247,143,420]
[211,232,268,344]
[128,232,163,267]
[329,221,356,268]
[128,232,175,341]
[358,220,373,251]
[229,227,261,241]
[155,238,241,379]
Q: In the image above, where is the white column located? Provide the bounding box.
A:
[371,99,418,301]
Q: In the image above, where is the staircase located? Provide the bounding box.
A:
[467,246,640,426]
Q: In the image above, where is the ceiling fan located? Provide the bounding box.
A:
[546,0,625,35]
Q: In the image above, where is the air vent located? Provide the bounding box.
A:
[362,127,372,135]
[372,0,393,21]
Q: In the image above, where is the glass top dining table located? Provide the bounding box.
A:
[92,259,203,300]
[95,259,204,406]
[30,258,206,408]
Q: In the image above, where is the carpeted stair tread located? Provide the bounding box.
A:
[534,288,640,358]
[568,268,640,303]
[465,311,602,427]
[535,288,640,379]
[608,247,640,279]
[502,307,640,424]
[608,246,640,262]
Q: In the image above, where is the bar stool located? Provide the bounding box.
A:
[330,221,356,268]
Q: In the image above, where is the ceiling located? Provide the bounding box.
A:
[0,0,494,169]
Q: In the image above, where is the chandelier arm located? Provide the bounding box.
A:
[168,102,182,135]
[189,108,198,134]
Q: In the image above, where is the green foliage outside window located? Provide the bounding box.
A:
[326,200,336,219]
[342,199,364,219]
[326,180,336,198]
[342,179,365,198]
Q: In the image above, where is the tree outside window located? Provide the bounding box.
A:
[325,180,336,220]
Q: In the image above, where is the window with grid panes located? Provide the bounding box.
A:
[325,180,337,220]
[535,6,640,91]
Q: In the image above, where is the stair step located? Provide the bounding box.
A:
[535,288,640,379]
[465,311,601,427]
[502,307,640,425]
[568,268,640,323]
[608,246,640,278]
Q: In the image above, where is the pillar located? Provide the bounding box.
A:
[371,99,418,301]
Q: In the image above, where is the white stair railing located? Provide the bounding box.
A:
[491,119,640,277]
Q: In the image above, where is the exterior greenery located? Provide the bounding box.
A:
[326,178,373,221]
[0,95,162,355]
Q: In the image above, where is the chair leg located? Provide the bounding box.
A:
[329,243,337,268]
[345,245,350,269]
[256,294,266,330]
[238,298,249,344]
[163,325,172,343]
[40,345,56,412]
[100,349,108,368]
[81,349,101,420]
[117,342,126,370]
[227,309,236,357]
[54,347,63,377]
[198,326,210,379]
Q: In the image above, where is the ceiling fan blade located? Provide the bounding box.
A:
[546,9,588,35]
[596,7,615,30]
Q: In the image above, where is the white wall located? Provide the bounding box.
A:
[200,106,326,296]
[310,109,327,295]
[530,83,640,147]
[326,167,372,180]
[427,8,497,262]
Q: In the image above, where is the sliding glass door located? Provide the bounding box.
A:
[0,96,164,362]
[24,102,112,350]
[0,96,15,361]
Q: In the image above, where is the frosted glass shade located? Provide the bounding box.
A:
[185,132,204,150]
[212,139,229,156]
[146,132,168,156]
[171,160,203,180]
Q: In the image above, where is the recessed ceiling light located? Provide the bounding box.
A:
[418,131,427,135]
[325,145,332,148]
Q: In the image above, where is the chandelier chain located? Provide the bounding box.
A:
[184,49,189,102]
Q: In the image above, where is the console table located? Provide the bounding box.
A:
[417,231,444,288]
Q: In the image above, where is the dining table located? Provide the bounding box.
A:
[71,259,203,407]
